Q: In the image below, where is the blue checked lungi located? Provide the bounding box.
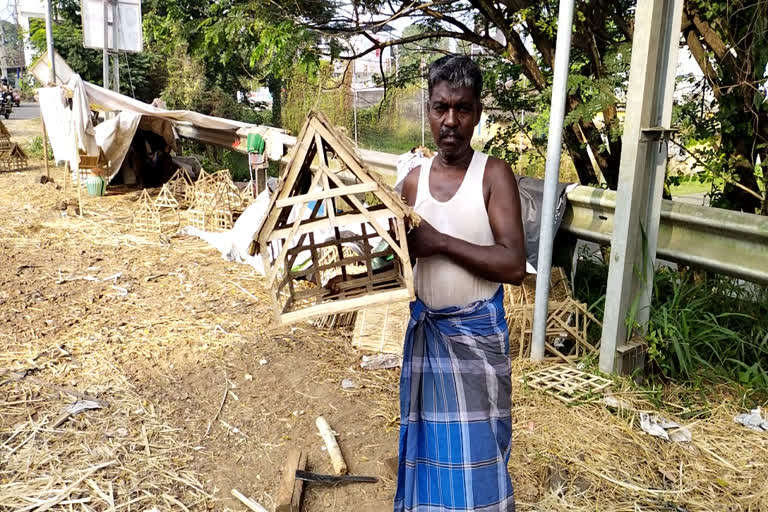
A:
[394,286,515,512]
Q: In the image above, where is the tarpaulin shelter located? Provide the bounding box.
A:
[38,74,285,184]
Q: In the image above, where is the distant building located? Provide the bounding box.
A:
[16,0,45,67]
[330,25,400,89]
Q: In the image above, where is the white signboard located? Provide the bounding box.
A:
[30,50,75,85]
[82,0,143,53]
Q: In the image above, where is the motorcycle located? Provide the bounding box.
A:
[0,91,13,119]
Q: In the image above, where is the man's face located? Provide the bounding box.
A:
[428,82,482,160]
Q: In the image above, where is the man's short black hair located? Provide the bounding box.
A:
[427,55,483,100]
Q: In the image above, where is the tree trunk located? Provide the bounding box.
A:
[267,75,283,128]
[721,122,763,213]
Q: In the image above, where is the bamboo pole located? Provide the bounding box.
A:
[315,416,347,475]
[42,119,50,179]
[77,164,82,217]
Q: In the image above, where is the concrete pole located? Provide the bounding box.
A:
[43,0,56,84]
[103,0,109,89]
[599,0,683,374]
[531,0,575,360]
[112,0,120,92]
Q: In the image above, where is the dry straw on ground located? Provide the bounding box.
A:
[1,163,767,511]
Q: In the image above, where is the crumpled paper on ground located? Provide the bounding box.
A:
[61,399,104,416]
[360,354,401,370]
[734,407,768,432]
[639,413,692,443]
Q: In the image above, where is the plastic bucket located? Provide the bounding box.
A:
[86,175,106,197]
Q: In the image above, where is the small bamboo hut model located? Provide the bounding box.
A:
[0,121,11,150]
[133,189,161,234]
[167,168,194,204]
[241,180,257,207]
[184,180,234,231]
[0,143,29,172]
[250,111,414,325]
[153,184,180,234]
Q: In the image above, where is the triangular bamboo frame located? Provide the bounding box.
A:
[167,168,194,203]
[154,183,180,209]
[251,111,415,324]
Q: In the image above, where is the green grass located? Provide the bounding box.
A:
[573,257,768,404]
[24,136,53,161]
[670,180,711,197]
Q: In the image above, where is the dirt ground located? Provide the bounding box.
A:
[1,118,767,511]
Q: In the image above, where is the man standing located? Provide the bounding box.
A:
[395,55,526,512]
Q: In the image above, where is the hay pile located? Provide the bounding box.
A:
[2,163,767,511]
[0,166,271,510]
[509,361,768,511]
[0,349,212,510]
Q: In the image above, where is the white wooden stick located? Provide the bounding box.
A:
[315,416,348,475]
[231,489,267,512]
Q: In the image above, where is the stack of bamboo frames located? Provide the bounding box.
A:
[251,111,415,325]
[505,269,602,362]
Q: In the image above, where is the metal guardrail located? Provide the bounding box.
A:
[563,186,768,284]
[175,123,768,284]
[175,122,399,177]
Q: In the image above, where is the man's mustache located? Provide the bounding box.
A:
[439,128,462,140]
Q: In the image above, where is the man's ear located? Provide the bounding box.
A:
[475,101,483,125]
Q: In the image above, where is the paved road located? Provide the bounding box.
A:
[6,102,40,121]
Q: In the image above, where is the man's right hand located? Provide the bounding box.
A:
[407,219,446,259]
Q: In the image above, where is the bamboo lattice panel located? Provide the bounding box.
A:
[519,366,612,403]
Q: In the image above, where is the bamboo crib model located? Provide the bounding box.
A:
[250,111,415,325]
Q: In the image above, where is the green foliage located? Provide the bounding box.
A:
[356,86,434,154]
[146,0,323,127]
[282,63,351,136]
[646,270,768,392]
[573,258,768,396]
[668,1,768,213]
[24,136,53,161]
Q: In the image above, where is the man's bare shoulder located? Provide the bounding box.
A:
[485,155,516,180]
[401,165,421,206]
[483,155,518,195]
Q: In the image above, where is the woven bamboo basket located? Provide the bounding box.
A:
[351,300,410,354]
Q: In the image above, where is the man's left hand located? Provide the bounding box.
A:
[407,219,445,259]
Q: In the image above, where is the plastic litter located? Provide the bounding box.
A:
[639,413,692,443]
[360,354,401,370]
[61,399,104,416]
[734,407,768,432]
[341,378,358,389]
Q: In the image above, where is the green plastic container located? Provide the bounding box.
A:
[86,175,106,197]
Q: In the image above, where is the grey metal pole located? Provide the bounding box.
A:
[103,0,109,89]
[112,0,120,92]
[43,0,56,84]
[530,0,575,361]
[420,58,425,147]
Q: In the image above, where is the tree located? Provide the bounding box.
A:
[678,0,768,213]
[144,0,327,127]
[274,0,636,186]
[273,0,767,214]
